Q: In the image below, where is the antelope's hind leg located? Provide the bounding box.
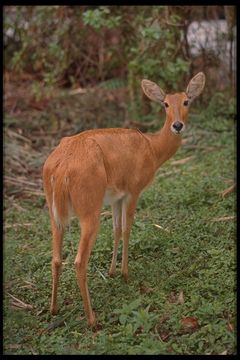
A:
[70,163,106,325]
[50,220,64,315]
[70,138,107,326]
[73,197,102,327]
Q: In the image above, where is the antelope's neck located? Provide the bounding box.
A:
[146,123,182,170]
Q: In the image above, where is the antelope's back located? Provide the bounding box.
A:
[87,128,156,193]
[43,128,156,196]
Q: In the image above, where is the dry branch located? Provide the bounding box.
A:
[210,216,235,222]
[101,210,112,217]
[220,183,236,198]
[153,224,170,233]
[4,175,38,187]
[171,156,194,165]
[24,190,45,197]
[157,169,180,178]
[6,129,32,144]
[5,223,33,229]
[7,292,33,310]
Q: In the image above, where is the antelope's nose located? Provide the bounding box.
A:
[172,121,183,132]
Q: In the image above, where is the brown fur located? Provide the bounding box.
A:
[43,73,205,326]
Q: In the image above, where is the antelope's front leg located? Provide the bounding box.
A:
[74,215,100,327]
[121,197,137,281]
[109,200,122,277]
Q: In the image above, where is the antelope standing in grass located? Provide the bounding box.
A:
[43,72,205,326]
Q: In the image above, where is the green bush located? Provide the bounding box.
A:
[4,6,189,96]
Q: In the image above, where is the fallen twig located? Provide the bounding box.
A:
[101,210,112,217]
[7,292,33,310]
[183,144,222,151]
[5,223,33,229]
[171,156,194,166]
[9,202,27,212]
[93,265,107,282]
[157,169,180,178]
[210,216,235,222]
[153,224,170,233]
[220,184,236,198]
[24,190,45,197]
[6,129,32,144]
[4,176,38,187]
[69,87,87,95]
[19,280,36,289]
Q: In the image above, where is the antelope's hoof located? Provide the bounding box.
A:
[88,311,96,327]
[50,305,59,315]
[109,269,116,278]
[122,272,129,282]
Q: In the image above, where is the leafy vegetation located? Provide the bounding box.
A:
[4,6,188,85]
[4,5,236,110]
[4,98,236,354]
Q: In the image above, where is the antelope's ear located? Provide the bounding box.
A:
[141,79,165,103]
[186,72,205,101]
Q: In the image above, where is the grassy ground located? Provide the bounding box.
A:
[3,94,236,355]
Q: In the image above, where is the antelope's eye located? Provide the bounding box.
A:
[164,102,169,108]
[183,100,189,106]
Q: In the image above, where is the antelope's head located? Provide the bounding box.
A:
[141,72,205,135]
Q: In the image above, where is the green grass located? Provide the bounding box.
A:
[4,97,236,355]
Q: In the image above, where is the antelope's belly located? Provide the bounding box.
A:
[103,189,128,205]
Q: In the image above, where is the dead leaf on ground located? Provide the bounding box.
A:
[227,322,234,332]
[63,298,74,306]
[219,350,228,355]
[180,316,199,333]
[155,320,171,342]
[139,284,155,294]
[159,314,170,324]
[92,322,103,334]
[177,290,184,305]
[134,326,144,336]
[168,290,184,304]
[69,87,87,95]
[159,332,170,342]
